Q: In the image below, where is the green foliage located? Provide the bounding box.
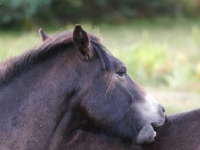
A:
[113,39,169,86]
[2,0,200,28]
[112,35,199,91]
[182,0,200,16]
[0,0,51,27]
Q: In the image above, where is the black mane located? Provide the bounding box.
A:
[0,31,113,86]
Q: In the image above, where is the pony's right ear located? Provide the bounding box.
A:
[73,24,92,60]
[38,28,49,41]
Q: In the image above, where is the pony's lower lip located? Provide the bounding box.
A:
[135,124,156,144]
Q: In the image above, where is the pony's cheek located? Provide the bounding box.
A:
[134,124,155,144]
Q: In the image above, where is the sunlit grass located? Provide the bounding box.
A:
[0,31,40,60]
[147,88,200,114]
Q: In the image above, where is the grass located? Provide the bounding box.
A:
[1,18,200,114]
[147,88,200,114]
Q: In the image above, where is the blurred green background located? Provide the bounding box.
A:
[1,0,200,114]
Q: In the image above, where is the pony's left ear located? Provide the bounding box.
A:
[73,24,92,59]
[38,28,49,41]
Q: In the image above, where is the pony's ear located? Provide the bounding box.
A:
[38,28,49,41]
[73,24,92,59]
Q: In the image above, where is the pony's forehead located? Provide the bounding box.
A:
[110,56,125,68]
[38,30,119,73]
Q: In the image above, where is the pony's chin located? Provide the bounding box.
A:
[134,124,155,144]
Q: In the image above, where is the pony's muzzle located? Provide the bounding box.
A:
[158,104,166,118]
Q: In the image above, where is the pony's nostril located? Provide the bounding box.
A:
[162,106,165,113]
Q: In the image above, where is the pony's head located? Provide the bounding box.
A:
[38,25,165,144]
[0,25,165,150]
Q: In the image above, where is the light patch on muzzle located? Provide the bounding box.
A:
[143,93,166,122]
[145,93,160,113]
[134,93,165,144]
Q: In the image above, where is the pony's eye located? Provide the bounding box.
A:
[117,67,126,77]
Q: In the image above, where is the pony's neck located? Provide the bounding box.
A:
[167,108,200,124]
[0,53,85,150]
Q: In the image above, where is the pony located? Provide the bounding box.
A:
[0,25,165,150]
[62,108,200,150]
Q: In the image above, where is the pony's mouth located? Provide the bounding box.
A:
[151,125,161,135]
[151,117,166,128]
[152,126,158,138]
[151,118,166,137]
[134,118,165,144]
[152,127,158,138]
[152,125,161,133]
